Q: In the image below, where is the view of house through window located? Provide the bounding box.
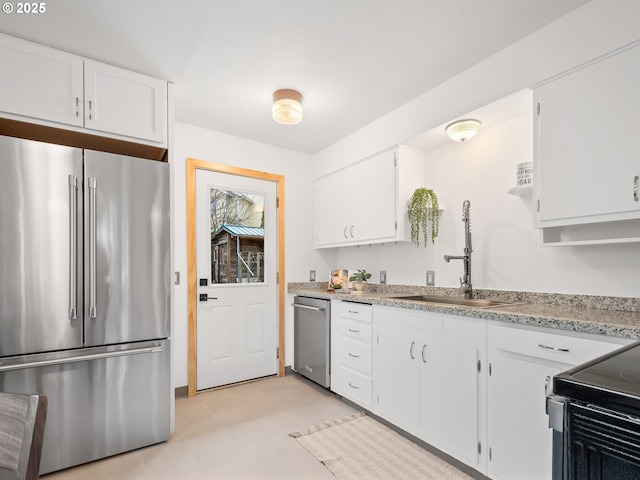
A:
[210,187,265,284]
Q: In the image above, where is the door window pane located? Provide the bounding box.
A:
[210,188,265,284]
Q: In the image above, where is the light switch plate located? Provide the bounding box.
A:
[310,270,316,282]
[380,271,387,284]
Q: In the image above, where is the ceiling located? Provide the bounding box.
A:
[0,0,588,153]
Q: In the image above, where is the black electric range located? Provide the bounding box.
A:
[550,340,640,479]
[554,340,640,416]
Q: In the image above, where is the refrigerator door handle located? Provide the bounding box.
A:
[88,176,97,319]
[0,345,164,372]
[68,174,78,320]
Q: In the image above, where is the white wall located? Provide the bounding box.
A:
[334,112,640,297]
[315,0,640,297]
[313,0,640,177]
[171,0,640,387]
[171,122,328,387]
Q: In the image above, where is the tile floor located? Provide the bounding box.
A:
[42,374,358,479]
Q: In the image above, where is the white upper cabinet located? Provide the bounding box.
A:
[84,60,167,143]
[0,34,167,146]
[0,34,84,127]
[314,145,424,248]
[533,41,640,245]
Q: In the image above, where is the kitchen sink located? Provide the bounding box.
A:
[390,295,517,309]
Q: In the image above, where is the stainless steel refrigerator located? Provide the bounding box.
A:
[0,134,171,474]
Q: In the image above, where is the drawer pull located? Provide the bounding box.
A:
[348,328,360,333]
[348,310,360,314]
[348,383,360,389]
[538,343,570,353]
[348,353,360,358]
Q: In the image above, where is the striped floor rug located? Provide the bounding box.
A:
[289,412,473,480]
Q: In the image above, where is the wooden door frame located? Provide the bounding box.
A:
[186,157,285,397]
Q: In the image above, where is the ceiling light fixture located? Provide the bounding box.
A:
[446,119,481,142]
[272,89,303,125]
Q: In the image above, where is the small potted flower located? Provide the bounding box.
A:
[349,269,372,291]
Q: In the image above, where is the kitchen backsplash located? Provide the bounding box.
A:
[288,282,640,313]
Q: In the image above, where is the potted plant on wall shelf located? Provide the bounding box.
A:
[408,188,439,247]
[349,269,372,291]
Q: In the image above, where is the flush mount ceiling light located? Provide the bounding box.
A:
[446,119,481,142]
[272,89,303,125]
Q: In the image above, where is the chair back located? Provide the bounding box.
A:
[0,393,48,480]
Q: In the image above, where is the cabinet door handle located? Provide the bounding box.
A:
[422,344,427,363]
[348,382,359,389]
[409,341,415,360]
[343,226,348,239]
[348,328,360,333]
[88,100,93,120]
[538,343,570,353]
[350,225,354,237]
[75,97,79,117]
[634,175,639,202]
[348,353,360,358]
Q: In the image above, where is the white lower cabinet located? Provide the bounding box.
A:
[421,337,481,467]
[331,303,633,479]
[331,301,374,410]
[487,322,631,480]
[374,306,486,473]
[375,323,421,434]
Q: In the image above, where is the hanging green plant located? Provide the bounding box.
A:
[407,188,439,247]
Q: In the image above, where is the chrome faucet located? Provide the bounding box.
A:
[444,200,473,299]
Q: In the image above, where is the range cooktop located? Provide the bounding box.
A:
[554,340,640,417]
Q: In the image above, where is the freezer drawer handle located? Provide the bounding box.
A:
[0,346,163,372]
[348,353,360,358]
[348,383,360,390]
[88,177,97,319]
[291,303,326,312]
[348,328,360,333]
[68,174,78,320]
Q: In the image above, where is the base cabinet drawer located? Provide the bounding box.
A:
[339,302,373,323]
[494,324,629,366]
[338,338,372,375]
[334,367,373,410]
[339,319,373,342]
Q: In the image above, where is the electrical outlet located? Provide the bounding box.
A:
[426,270,435,286]
[380,271,387,284]
[310,270,316,282]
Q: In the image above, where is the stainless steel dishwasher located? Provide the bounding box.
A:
[293,296,331,388]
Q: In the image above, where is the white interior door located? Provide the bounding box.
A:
[196,169,277,390]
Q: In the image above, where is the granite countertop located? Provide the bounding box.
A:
[288,283,640,340]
